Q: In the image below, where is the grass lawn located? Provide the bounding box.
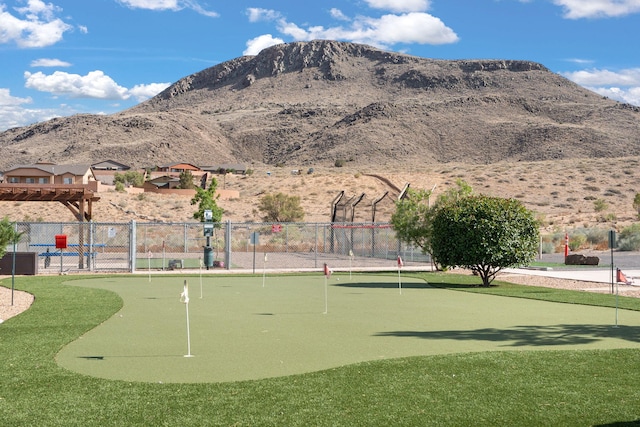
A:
[2,272,640,426]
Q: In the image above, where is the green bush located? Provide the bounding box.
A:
[617,223,640,251]
[568,233,587,251]
[584,228,608,246]
[334,159,346,167]
[541,242,556,254]
[594,199,608,212]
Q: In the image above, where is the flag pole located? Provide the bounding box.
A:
[180,280,193,357]
[262,253,268,287]
[323,263,330,314]
[148,251,152,283]
[349,249,353,281]
[397,256,403,295]
[324,275,328,314]
[199,257,203,299]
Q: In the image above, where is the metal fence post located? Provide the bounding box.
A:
[225,220,231,270]
[130,220,137,273]
[314,223,318,268]
[89,221,94,272]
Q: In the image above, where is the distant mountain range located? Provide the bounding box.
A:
[1,39,639,171]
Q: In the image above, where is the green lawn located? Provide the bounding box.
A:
[2,273,640,426]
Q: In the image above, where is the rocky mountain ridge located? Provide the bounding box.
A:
[1,40,639,171]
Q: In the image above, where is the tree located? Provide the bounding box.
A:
[391,180,473,266]
[258,193,305,222]
[435,178,473,205]
[179,170,195,189]
[114,171,144,187]
[391,188,436,257]
[190,178,223,223]
[633,193,640,217]
[0,217,23,259]
[430,195,539,287]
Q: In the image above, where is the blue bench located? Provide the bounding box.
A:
[38,252,97,257]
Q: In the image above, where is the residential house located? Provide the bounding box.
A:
[91,160,134,185]
[2,163,98,187]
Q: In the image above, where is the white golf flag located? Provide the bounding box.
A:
[180,281,190,304]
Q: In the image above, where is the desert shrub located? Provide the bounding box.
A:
[593,199,608,212]
[334,159,346,167]
[541,241,556,254]
[584,228,608,246]
[617,224,640,251]
[115,182,125,192]
[568,232,587,251]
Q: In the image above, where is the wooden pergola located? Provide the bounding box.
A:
[0,184,100,221]
[0,184,100,269]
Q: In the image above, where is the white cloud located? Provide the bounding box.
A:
[117,0,180,10]
[277,12,458,47]
[365,0,431,13]
[246,7,281,22]
[23,69,170,102]
[329,8,350,21]
[0,0,73,47]
[589,86,640,105]
[0,88,32,106]
[562,68,640,86]
[562,68,640,106]
[129,82,171,101]
[243,34,285,56]
[553,0,640,19]
[30,58,72,67]
[24,70,130,100]
[117,0,218,16]
[0,87,42,131]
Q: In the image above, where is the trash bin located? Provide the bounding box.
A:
[203,246,214,269]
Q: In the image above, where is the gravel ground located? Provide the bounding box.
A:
[0,281,34,323]
[497,272,640,297]
[2,271,639,323]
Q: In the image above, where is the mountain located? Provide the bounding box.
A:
[1,39,639,171]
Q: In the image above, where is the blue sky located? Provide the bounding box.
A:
[1,0,640,131]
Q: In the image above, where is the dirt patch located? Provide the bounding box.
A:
[0,281,34,323]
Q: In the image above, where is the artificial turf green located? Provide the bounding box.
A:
[2,273,640,426]
[53,273,640,383]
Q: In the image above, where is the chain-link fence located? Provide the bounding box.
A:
[7,221,429,274]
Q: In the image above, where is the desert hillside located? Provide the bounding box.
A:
[0,40,639,171]
[1,157,638,239]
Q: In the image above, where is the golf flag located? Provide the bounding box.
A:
[617,268,633,285]
[324,263,332,278]
[397,255,404,268]
[180,281,190,304]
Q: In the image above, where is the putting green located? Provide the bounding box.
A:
[56,274,640,383]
